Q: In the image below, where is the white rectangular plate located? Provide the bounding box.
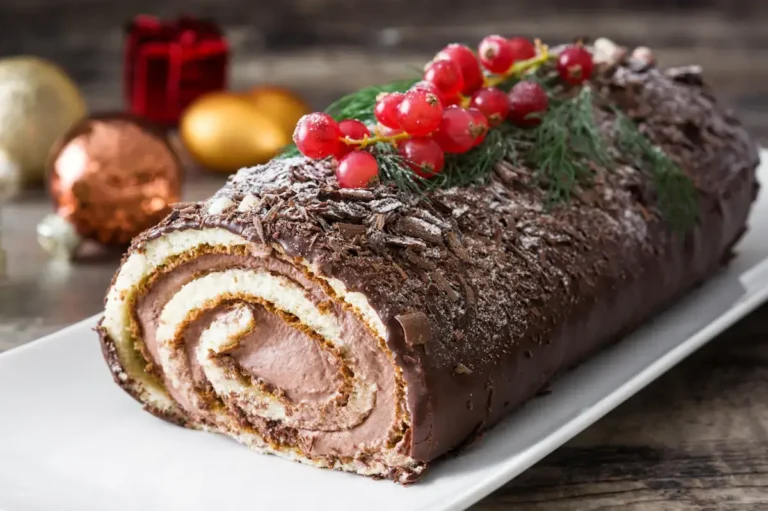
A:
[2,155,768,511]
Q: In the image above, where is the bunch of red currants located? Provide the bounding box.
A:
[292,36,594,189]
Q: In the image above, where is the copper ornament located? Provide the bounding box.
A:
[48,113,182,247]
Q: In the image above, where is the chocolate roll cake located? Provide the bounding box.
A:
[99,47,759,484]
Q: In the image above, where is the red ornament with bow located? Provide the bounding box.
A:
[124,15,229,126]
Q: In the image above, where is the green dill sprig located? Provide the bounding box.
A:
[436,124,519,188]
[614,114,698,230]
[527,87,607,203]
[370,128,517,192]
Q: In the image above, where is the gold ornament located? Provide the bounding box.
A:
[180,92,290,173]
[0,57,87,187]
[246,86,311,139]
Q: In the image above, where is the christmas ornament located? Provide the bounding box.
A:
[0,148,21,202]
[0,56,87,186]
[38,113,182,258]
[0,148,21,278]
[180,92,290,173]
[246,86,311,138]
[125,15,229,126]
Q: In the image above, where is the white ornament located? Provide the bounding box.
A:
[0,148,20,202]
[37,213,82,260]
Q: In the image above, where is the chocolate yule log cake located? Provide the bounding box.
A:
[99,37,759,483]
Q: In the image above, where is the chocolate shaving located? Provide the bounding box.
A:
[404,249,437,271]
[412,209,451,230]
[457,275,475,305]
[373,213,387,230]
[431,270,460,302]
[397,216,443,244]
[171,201,197,210]
[395,311,430,346]
[338,188,376,201]
[392,262,409,281]
[370,197,403,214]
[263,201,282,223]
[307,233,320,251]
[382,234,427,250]
[337,223,367,238]
[252,216,266,244]
[445,232,470,261]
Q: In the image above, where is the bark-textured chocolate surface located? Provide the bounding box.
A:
[99,61,759,482]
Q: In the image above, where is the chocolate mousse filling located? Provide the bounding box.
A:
[133,251,405,459]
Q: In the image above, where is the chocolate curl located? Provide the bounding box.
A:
[395,311,431,347]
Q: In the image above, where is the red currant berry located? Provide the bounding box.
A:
[423,59,464,98]
[398,137,445,178]
[478,35,514,74]
[374,92,405,129]
[435,44,484,95]
[396,89,443,136]
[410,80,450,106]
[336,151,379,189]
[507,81,548,127]
[508,37,537,63]
[338,119,370,141]
[293,112,343,159]
[467,108,489,146]
[469,87,510,126]
[556,45,594,85]
[335,119,371,157]
[433,106,477,154]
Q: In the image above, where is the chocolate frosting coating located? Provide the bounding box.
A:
[102,61,759,470]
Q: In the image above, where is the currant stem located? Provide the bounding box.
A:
[340,132,410,149]
[483,40,553,88]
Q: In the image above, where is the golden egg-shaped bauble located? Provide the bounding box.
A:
[246,86,311,138]
[180,92,290,173]
[0,56,87,187]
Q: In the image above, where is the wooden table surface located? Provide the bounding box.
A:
[3,3,768,509]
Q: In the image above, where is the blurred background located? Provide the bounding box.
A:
[0,0,766,138]
[0,0,767,345]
